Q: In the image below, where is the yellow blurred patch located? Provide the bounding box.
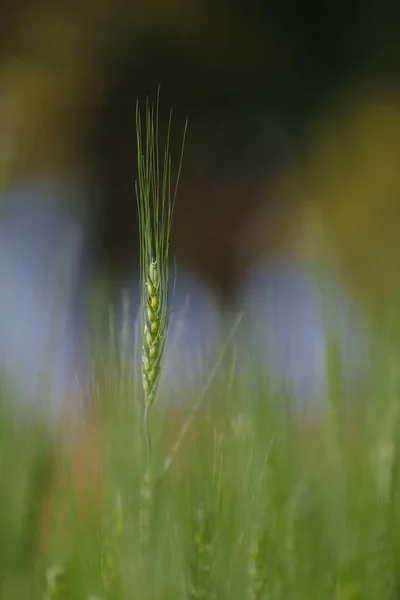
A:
[304,87,400,310]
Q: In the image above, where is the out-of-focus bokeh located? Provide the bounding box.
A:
[1,0,400,416]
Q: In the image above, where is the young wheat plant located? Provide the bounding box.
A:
[135,94,187,461]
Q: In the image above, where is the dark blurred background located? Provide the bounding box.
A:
[1,0,400,313]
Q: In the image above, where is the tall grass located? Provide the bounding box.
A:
[0,99,400,600]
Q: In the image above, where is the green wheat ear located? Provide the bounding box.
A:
[135,93,187,458]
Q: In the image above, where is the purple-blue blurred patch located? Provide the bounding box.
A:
[0,180,89,423]
[235,257,368,414]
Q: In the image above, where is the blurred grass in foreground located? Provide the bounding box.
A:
[0,309,400,600]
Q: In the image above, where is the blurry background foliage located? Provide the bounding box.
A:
[0,0,400,314]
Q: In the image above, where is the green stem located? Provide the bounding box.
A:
[143,404,151,467]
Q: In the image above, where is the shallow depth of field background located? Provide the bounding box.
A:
[2,0,400,312]
[2,1,400,598]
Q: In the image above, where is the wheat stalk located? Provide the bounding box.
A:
[248,525,267,600]
[189,505,214,599]
[135,91,187,461]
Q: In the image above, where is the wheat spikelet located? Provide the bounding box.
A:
[141,260,162,408]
